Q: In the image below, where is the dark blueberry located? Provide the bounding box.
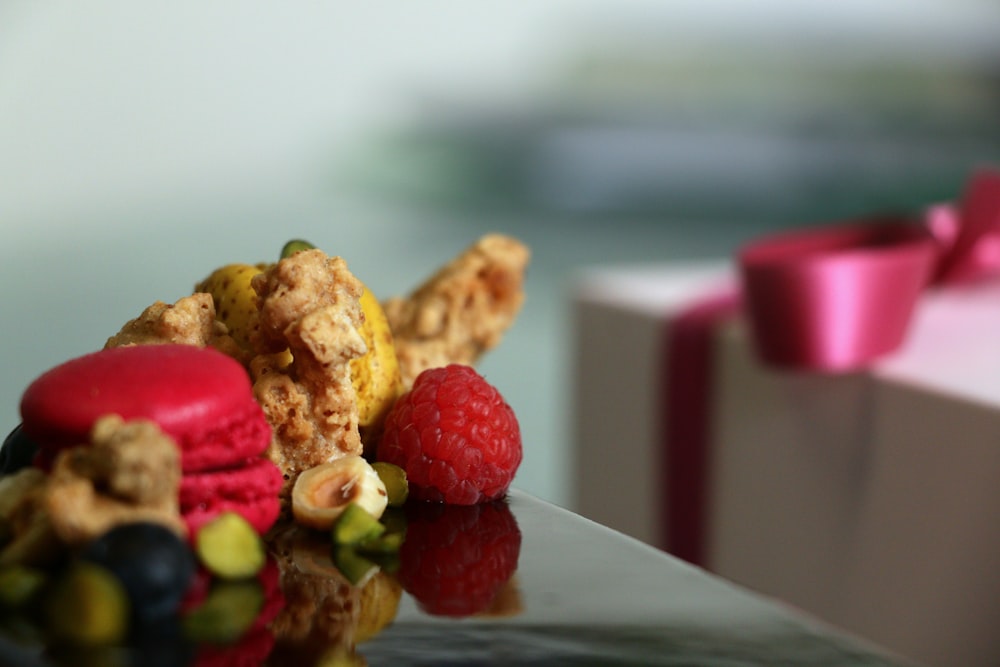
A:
[0,425,38,476]
[80,523,196,624]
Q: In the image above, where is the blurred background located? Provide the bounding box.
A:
[1,0,998,508]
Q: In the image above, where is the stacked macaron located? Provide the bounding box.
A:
[19,344,282,536]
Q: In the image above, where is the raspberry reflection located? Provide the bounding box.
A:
[399,500,522,617]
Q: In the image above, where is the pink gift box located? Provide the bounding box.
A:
[571,263,1000,667]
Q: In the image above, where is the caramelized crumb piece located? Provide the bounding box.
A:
[383,234,530,388]
[250,250,367,501]
[0,469,58,568]
[105,293,245,362]
[46,416,186,544]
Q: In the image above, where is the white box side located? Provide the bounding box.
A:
[838,381,1000,667]
[570,264,729,547]
[710,320,874,618]
[571,298,665,546]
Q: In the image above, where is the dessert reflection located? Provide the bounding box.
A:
[397,501,522,618]
[188,558,285,667]
[264,499,522,665]
[8,500,522,666]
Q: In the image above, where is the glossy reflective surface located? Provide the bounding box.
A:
[0,491,912,666]
[365,493,913,666]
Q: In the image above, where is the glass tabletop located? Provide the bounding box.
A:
[361,492,912,666]
[0,491,913,666]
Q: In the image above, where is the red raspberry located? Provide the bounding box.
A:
[398,501,521,616]
[377,364,522,505]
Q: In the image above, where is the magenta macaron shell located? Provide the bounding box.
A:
[19,344,282,536]
[180,457,284,536]
[20,345,270,472]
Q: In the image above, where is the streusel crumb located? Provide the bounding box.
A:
[382,234,529,388]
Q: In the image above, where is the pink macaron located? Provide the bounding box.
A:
[20,344,282,536]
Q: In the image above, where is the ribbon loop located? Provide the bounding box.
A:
[738,168,1000,372]
[932,169,1000,285]
[739,219,936,372]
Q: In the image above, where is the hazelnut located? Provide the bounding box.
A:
[291,456,388,531]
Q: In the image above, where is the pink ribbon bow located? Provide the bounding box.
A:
[662,168,1000,566]
[739,168,1000,371]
